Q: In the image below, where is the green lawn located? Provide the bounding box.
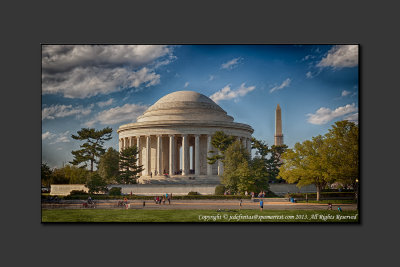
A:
[42,209,359,223]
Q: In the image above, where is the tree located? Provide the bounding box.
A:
[118,145,144,184]
[70,127,113,172]
[251,138,287,182]
[324,120,359,190]
[85,172,108,194]
[62,165,89,184]
[221,140,270,194]
[207,131,235,165]
[98,147,120,184]
[41,162,53,187]
[222,140,251,194]
[279,135,330,201]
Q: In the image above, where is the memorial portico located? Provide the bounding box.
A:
[117,91,253,184]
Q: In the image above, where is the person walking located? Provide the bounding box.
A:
[260,199,264,211]
[143,201,146,208]
[239,199,242,210]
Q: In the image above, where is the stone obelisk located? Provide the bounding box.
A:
[274,104,284,146]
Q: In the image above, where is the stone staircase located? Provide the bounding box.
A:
[138,175,221,185]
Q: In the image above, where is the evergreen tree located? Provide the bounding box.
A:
[207,131,235,165]
[85,172,108,194]
[118,145,143,184]
[41,162,53,187]
[70,127,113,172]
[98,147,120,184]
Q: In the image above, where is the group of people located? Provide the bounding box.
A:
[154,193,172,205]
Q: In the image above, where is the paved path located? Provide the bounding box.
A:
[42,199,357,210]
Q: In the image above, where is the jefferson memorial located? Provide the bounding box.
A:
[117,91,254,185]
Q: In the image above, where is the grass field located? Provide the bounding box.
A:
[42,209,359,223]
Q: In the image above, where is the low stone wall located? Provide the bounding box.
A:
[50,184,88,196]
[269,184,317,196]
[50,183,316,196]
[110,184,217,195]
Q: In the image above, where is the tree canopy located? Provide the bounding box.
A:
[278,120,359,200]
[70,127,113,172]
[97,147,120,184]
[118,145,143,184]
[221,140,270,194]
[207,131,235,165]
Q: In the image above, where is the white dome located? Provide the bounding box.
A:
[137,91,234,123]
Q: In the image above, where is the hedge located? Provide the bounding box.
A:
[63,194,253,200]
[286,192,355,199]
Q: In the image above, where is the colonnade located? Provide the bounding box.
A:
[119,134,252,177]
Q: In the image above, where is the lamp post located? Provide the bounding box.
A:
[355,178,359,209]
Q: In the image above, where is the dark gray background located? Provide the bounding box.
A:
[1,0,398,266]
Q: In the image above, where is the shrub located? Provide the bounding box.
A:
[214,185,226,195]
[69,190,88,196]
[109,187,122,196]
[188,191,200,195]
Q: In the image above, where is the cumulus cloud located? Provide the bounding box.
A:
[307,103,358,125]
[85,103,149,127]
[344,112,359,124]
[341,90,351,97]
[42,66,160,99]
[42,131,71,144]
[42,45,173,99]
[317,45,358,68]
[42,131,55,140]
[306,71,313,79]
[210,83,256,103]
[97,98,114,108]
[42,45,172,72]
[42,104,93,120]
[221,57,242,69]
[209,75,215,81]
[269,78,291,93]
[184,82,189,88]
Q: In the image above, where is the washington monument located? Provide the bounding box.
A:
[274,104,284,146]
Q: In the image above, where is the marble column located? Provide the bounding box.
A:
[195,135,200,176]
[182,134,189,176]
[156,135,162,176]
[146,135,151,176]
[207,135,213,176]
[247,138,252,158]
[169,135,175,176]
[136,136,141,170]
[218,151,223,176]
[119,139,122,152]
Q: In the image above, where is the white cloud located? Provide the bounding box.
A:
[42,66,160,99]
[42,104,92,120]
[42,45,174,99]
[42,45,173,72]
[42,131,55,140]
[210,83,255,103]
[317,45,358,68]
[307,103,358,125]
[344,112,359,124]
[209,75,215,81]
[341,90,351,97]
[42,131,71,144]
[306,71,313,79]
[184,82,189,88]
[269,78,291,93]
[97,98,114,107]
[221,57,242,69]
[85,103,149,127]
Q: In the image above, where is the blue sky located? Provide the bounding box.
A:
[42,44,359,168]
